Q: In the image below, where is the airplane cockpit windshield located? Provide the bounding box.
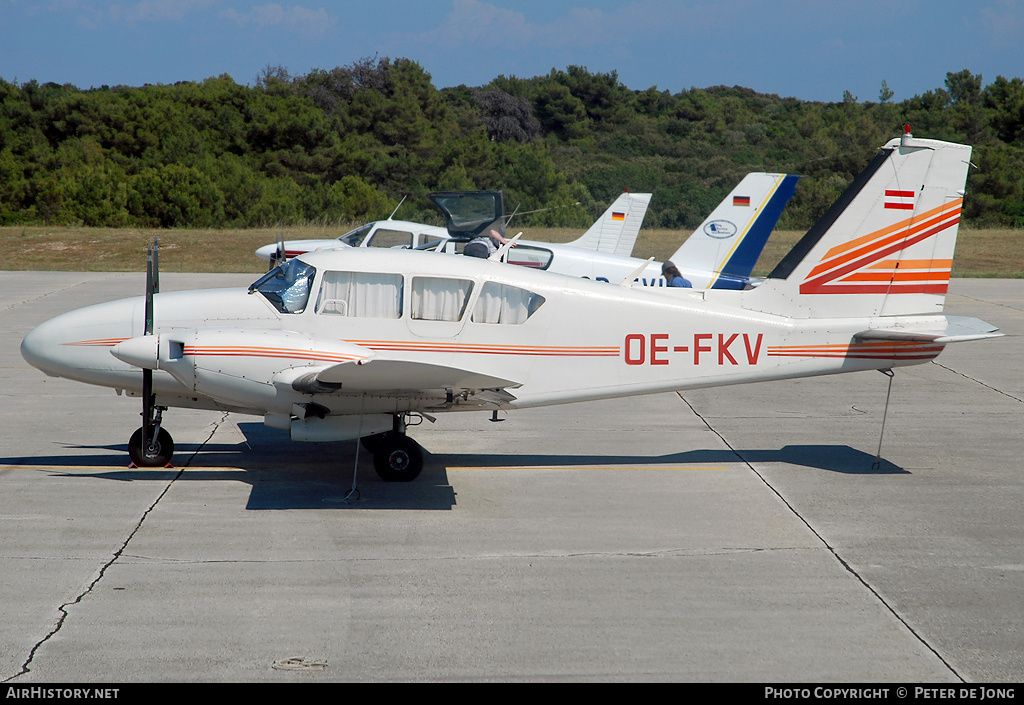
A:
[337,223,374,247]
[249,259,316,314]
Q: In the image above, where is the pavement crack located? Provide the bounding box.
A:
[677,392,967,683]
[930,360,1024,404]
[3,414,226,682]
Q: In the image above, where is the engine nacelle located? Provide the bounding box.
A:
[288,414,394,442]
[116,328,373,413]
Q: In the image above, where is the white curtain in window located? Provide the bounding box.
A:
[473,281,536,325]
[317,271,403,318]
[412,277,473,321]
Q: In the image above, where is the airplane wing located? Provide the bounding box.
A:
[565,192,652,257]
[670,173,799,289]
[280,359,521,404]
[855,316,1003,343]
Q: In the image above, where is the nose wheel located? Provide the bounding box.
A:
[128,425,174,467]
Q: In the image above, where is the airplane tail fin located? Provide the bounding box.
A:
[750,130,974,320]
[567,192,652,256]
[670,173,798,289]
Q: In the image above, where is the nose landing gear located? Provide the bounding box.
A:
[128,238,176,469]
[129,423,174,468]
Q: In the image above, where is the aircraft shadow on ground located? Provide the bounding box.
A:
[426,445,906,475]
[2,422,906,511]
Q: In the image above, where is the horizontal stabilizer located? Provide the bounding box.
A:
[855,316,1002,343]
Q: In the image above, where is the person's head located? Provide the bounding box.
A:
[662,261,682,278]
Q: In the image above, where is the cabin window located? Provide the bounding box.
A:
[411,277,474,322]
[338,223,373,247]
[419,233,448,249]
[505,245,553,270]
[316,271,403,318]
[250,260,316,314]
[368,229,413,249]
[472,282,545,325]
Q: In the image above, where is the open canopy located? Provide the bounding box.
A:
[427,190,505,240]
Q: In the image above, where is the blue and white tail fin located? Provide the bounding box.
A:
[747,130,998,341]
[671,173,798,289]
[567,192,652,257]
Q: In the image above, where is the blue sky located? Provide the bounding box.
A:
[3,0,1023,102]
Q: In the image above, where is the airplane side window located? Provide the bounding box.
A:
[505,245,553,270]
[368,229,414,249]
[411,277,473,322]
[338,223,373,247]
[419,233,448,249]
[316,271,403,318]
[250,260,316,314]
[472,282,545,325]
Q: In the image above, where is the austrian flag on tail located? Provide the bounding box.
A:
[885,189,915,210]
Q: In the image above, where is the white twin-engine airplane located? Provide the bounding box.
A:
[21,131,1000,481]
[256,173,798,291]
[255,191,652,264]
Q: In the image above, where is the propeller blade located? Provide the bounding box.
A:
[145,244,154,336]
[151,236,160,294]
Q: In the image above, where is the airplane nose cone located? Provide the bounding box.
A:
[21,315,72,377]
[21,298,140,382]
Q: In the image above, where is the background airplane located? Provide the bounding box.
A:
[439,173,799,289]
[21,130,999,483]
[261,174,797,291]
[255,191,651,265]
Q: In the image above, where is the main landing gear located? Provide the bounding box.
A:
[360,415,424,482]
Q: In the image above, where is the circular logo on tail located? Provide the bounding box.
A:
[703,220,737,239]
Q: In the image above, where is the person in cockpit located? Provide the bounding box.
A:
[464,229,516,258]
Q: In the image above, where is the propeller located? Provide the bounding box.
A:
[140,239,156,456]
[130,237,173,467]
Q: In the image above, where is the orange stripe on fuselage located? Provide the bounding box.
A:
[344,339,621,357]
[767,340,945,360]
[183,346,369,363]
[64,338,130,347]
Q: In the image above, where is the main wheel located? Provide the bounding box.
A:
[372,434,423,482]
[360,432,388,455]
[128,426,174,467]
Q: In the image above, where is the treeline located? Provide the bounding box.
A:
[1,59,1022,230]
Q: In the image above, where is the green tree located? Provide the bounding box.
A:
[127,164,225,227]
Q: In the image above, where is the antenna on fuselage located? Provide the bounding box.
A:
[386,196,407,221]
[619,257,655,287]
[489,232,523,261]
[503,204,521,228]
